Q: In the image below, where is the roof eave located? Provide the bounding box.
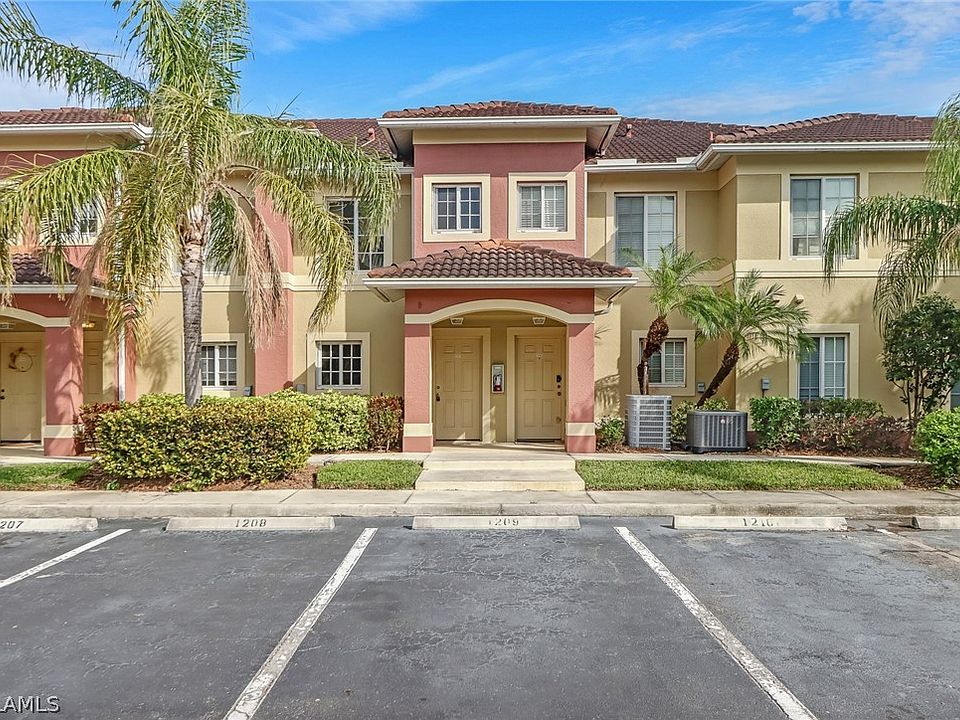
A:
[363,277,637,290]
[0,122,151,141]
[696,140,931,170]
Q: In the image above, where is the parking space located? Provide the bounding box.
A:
[627,519,960,719]
[1,517,959,719]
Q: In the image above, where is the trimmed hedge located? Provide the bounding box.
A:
[749,396,804,449]
[96,395,315,490]
[268,389,369,451]
[368,394,403,451]
[595,416,625,450]
[915,410,960,483]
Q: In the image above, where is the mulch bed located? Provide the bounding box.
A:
[72,465,319,492]
[873,464,955,490]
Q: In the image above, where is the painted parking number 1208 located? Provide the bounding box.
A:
[235,518,269,528]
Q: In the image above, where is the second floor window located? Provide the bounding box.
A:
[648,338,686,386]
[328,199,385,270]
[615,194,676,266]
[518,183,567,231]
[799,334,847,400]
[791,176,856,257]
[200,343,237,389]
[434,185,481,232]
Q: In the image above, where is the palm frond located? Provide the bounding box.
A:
[0,1,147,111]
[927,92,960,203]
[250,168,354,329]
[822,194,960,283]
[230,118,400,243]
[641,246,720,317]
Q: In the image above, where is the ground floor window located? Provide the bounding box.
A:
[648,338,686,386]
[799,335,847,400]
[200,343,237,389]
[951,382,960,410]
[317,341,363,389]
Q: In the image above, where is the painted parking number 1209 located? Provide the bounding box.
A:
[489,518,520,527]
[235,518,268,528]
[742,517,776,527]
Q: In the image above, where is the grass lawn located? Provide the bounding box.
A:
[577,460,903,491]
[313,460,422,489]
[0,462,91,490]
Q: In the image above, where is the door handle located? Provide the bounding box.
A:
[556,374,562,383]
[435,393,440,402]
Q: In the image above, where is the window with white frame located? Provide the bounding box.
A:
[434,185,481,232]
[615,194,676,266]
[317,341,363,389]
[790,177,857,257]
[65,204,99,243]
[648,338,686,386]
[518,183,567,232]
[200,343,238,389]
[328,198,385,270]
[951,382,960,410]
[798,335,847,400]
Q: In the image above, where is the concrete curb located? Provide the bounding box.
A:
[3,501,960,520]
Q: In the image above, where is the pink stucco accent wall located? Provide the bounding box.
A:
[565,322,596,453]
[402,322,433,452]
[405,287,595,317]
[253,191,295,393]
[412,142,585,257]
[43,323,83,456]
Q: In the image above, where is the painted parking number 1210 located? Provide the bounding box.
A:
[742,517,776,527]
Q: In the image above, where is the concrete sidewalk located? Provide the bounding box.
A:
[1,487,958,519]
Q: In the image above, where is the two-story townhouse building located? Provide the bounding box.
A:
[0,101,941,455]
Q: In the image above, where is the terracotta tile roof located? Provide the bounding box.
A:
[10,252,81,284]
[309,118,391,155]
[602,117,746,163]
[368,240,632,280]
[713,113,934,143]
[382,100,619,119]
[0,107,136,125]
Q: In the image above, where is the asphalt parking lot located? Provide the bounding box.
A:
[1,518,959,720]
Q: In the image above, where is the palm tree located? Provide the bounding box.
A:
[695,270,813,406]
[822,92,960,329]
[0,0,399,405]
[633,246,718,394]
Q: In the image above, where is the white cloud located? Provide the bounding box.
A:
[0,76,71,111]
[793,1,841,25]
[254,1,422,52]
[849,0,960,74]
[398,50,539,99]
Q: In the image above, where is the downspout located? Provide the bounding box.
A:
[117,329,126,402]
[594,285,629,316]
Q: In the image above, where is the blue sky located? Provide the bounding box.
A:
[4,0,960,123]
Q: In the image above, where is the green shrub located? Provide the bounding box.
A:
[368,395,403,451]
[74,401,123,454]
[595,416,625,450]
[802,397,882,419]
[96,394,316,490]
[670,398,728,444]
[915,410,960,483]
[269,389,369,452]
[749,396,804,449]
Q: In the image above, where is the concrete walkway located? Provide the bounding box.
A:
[1,487,958,519]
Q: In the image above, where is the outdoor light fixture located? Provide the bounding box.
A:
[532,316,546,326]
[81,320,96,330]
[450,317,464,326]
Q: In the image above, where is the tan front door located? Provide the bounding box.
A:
[0,342,43,441]
[434,336,482,441]
[516,336,563,441]
[84,342,104,404]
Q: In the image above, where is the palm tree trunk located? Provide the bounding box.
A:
[697,343,740,407]
[181,214,206,407]
[637,315,669,395]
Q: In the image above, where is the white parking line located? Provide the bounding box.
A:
[0,528,131,590]
[615,527,818,720]
[876,528,960,565]
[223,527,377,720]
